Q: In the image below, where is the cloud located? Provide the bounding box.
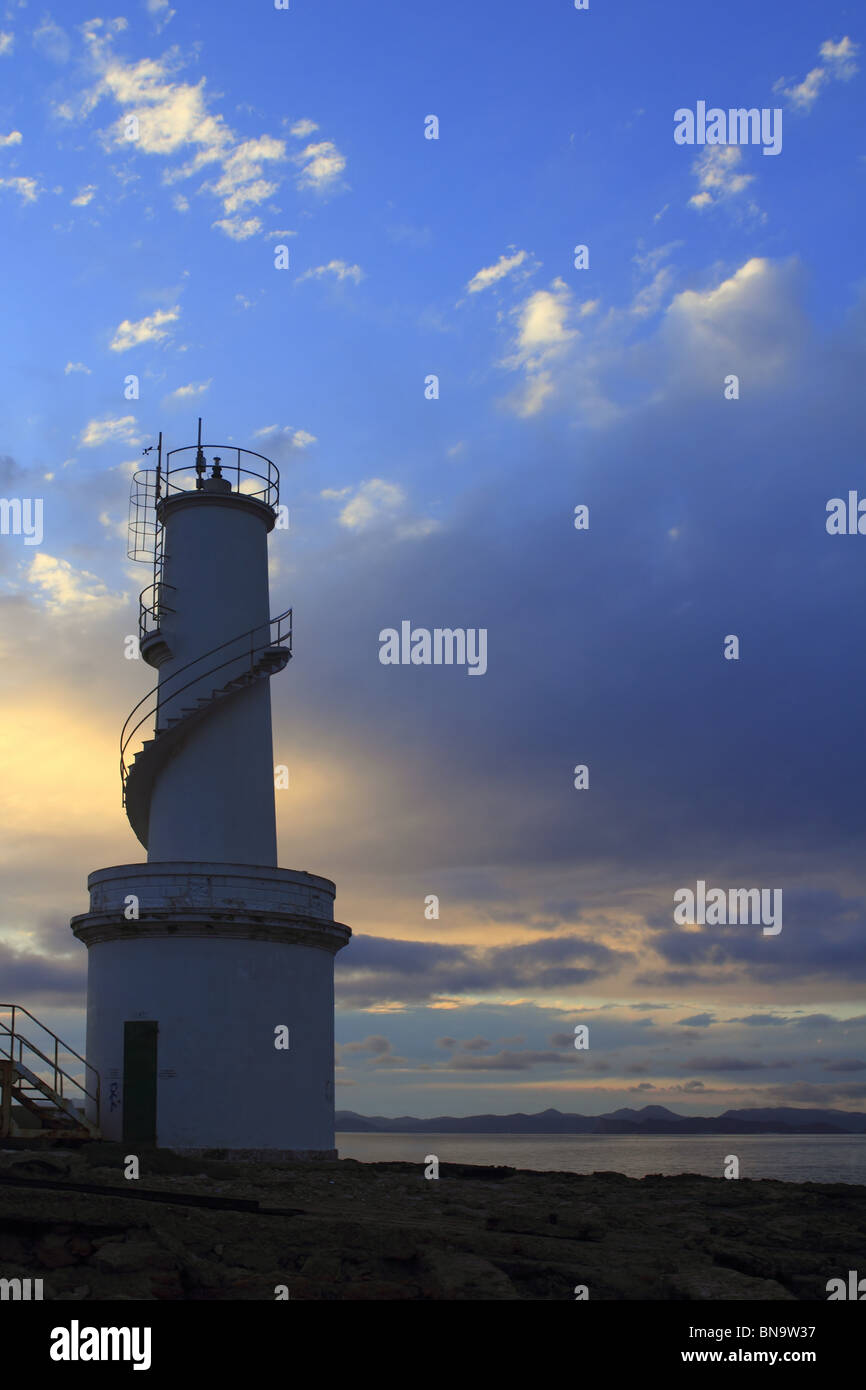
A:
[109,306,179,352]
[645,889,866,986]
[322,479,440,540]
[333,479,404,530]
[0,32,13,57]
[80,415,141,447]
[71,184,97,206]
[146,0,176,31]
[686,1057,767,1072]
[502,278,579,417]
[164,379,211,402]
[64,361,91,374]
[688,145,754,209]
[0,941,84,1004]
[336,933,626,1008]
[289,118,318,138]
[0,130,22,147]
[252,425,317,457]
[78,25,291,231]
[212,215,261,240]
[33,17,70,64]
[444,1048,576,1071]
[512,280,576,361]
[25,554,126,616]
[294,139,347,192]
[0,176,41,203]
[660,257,802,383]
[338,1034,391,1056]
[297,259,363,285]
[775,36,860,110]
[466,250,529,295]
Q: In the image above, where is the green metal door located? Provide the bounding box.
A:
[122,1021,158,1145]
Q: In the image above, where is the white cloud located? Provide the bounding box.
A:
[499,279,582,419]
[290,118,318,138]
[688,145,754,209]
[25,553,126,615]
[324,478,440,539]
[466,250,528,294]
[774,35,859,110]
[660,257,800,384]
[32,17,70,64]
[208,136,283,212]
[71,184,96,206]
[109,305,179,352]
[146,0,176,31]
[0,32,13,57]
[335,479,405,529]
[495,254,803,427]
[80,415,142,448]
[98,510,128,539]
[629,267,675,318]
[164,379,211,402]
[64,361,91,375]
[79,27,288,229]
[511,280,576,364]
[172,192,188,211]
[253,424,317,450]
[0,130,22,147]
[0,176,40,203]
[212,215,261,241]
[294,140,346,191]
[820,36,860,75]
[296,259,362,285]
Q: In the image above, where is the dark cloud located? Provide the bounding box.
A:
[446,1049,572,1072]
[337,1035,391,1056]
[730,1014,790,1026]
[0,943,84,1004]
[646,890,866,984]
[336,932,625,1007]
[686,1056,766,1072]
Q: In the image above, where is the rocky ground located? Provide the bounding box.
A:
[0,1143,863,1300]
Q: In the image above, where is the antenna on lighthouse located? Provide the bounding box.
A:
[194,416,206,490]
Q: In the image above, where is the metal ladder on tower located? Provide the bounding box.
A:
[120,609,293,850]
[0,1005,100,1140]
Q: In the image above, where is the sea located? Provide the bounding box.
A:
[336,1132,866,1185]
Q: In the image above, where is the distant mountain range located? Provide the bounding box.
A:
[336,1104,866,1135]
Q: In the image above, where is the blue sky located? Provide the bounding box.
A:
[1,0,865,1118]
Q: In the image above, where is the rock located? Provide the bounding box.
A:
[422,1250,519,1299]
[673,1266,798,1300]
[0,1150,73,1177]
[92,1241,177,1273]
[0,1149,860,1300]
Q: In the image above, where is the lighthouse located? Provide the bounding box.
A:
[70,424,351,1156]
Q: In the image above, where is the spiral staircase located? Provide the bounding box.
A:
[120,608,292,850]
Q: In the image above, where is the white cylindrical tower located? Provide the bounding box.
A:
[71,427,351,1156]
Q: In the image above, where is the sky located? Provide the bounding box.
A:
[0,0,865,1119]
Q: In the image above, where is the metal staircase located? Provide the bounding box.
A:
[0,1005,100,1140]
[120,609,292,850]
